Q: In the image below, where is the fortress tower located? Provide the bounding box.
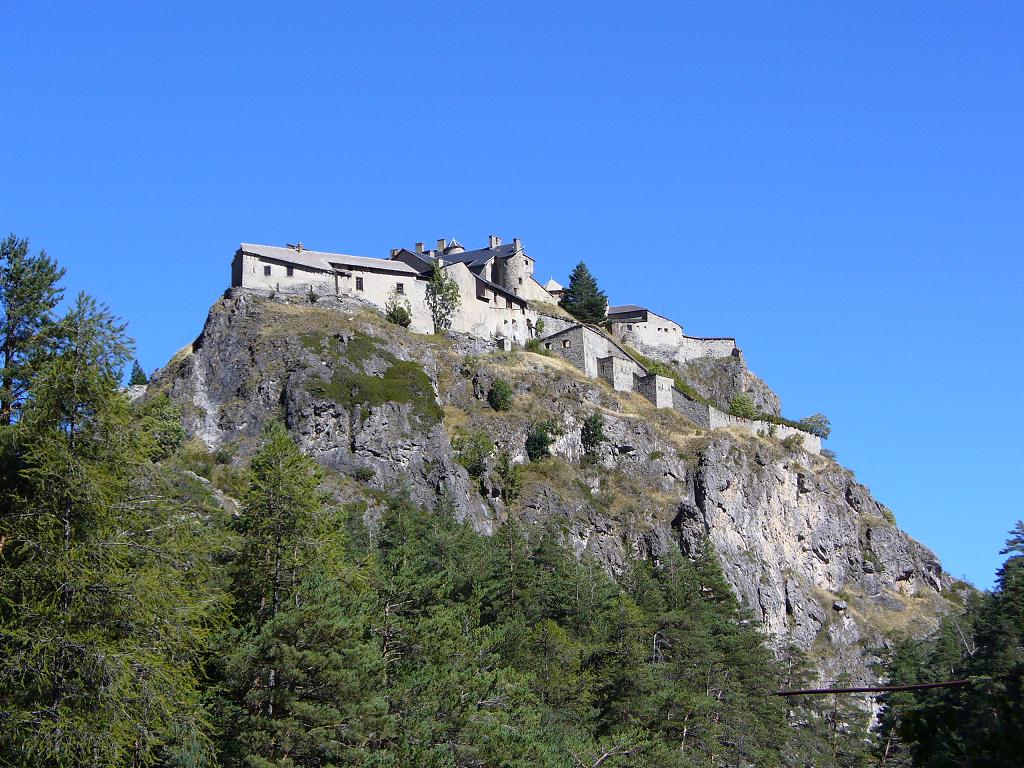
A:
[496,237,534,296]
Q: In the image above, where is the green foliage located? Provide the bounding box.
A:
[729,392,760,419]
[0,292,228,767]
[487,377,514,411]
[798,412,832,439]
[581,412,605,456]
[453,428,494,479]
[129,358,148,385]
[876,521,1024,768]
[425,258,461,334]
[351,465,376,482]
[385,286,413,328]
[534,317,546,336]
[0,233,65,425]
[526,419,559,462]
[558,261,608,324]
[525,337,550,355]
[781,432,805,451]
[306,335,442,426]
[135,394,186,461]
[494,450,522,503]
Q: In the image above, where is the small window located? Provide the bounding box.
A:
[396,283,404,295]
[562,340,570,348]
[545,342,552,350]
[264,265,272,277]
[518,277,523,285]
[355,276,364,291]
[286,266,294,277]
[627,324,632,330]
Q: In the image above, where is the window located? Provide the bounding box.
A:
[518,277,523,285]
[396,283,404,294]
[627,324,633,330]
[355,276,364,291]
[264,265,271,276]
[286,266,294,277]
[545,342,552,350]
[562,340,570,348]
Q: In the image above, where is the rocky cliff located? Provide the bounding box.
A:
[151,291,964,684]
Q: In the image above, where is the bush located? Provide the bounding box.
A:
[494,450,522,503]
[454,429,494,479]
[352,466,376,482]
[581,413,605,456]
[385,288,413,328]
[781,433,804,451]
[307,287,319,303]
[728,393,759,420]
[534,317,546,337]
[526,420,559,462]
[797,412,831,439]
[524,338,550,356]
[487,379,514,411]
[821,448,837,461]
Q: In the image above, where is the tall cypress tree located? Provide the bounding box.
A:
[0,293,222,766]
[0,234,65,425]
[558,261,608,324]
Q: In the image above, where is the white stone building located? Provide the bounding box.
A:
[231,236,550,342]
[607,304,739,363]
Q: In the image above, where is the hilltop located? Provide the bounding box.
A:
[150,289,967,685]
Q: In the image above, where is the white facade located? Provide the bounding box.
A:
[232,243,538,339]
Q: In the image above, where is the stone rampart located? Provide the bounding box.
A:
[635,373,674,409]
[674,335,739,363]
[597,355,639,392]
[706,408,821,454]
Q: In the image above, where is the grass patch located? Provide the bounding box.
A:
[305,332,442,427]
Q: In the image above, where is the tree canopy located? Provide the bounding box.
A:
[559,261,608,324]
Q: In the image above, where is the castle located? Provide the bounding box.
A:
[231,236,820,453]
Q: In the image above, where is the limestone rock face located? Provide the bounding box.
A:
[153,293,960,685]
[682,355,783,416]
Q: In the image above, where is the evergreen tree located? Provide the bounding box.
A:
[877,521,1024,768]
[558,262,607,324]
[0,233,65,425]
[129,358,148,385]
[0,293,223,766]
[215,422,385,767]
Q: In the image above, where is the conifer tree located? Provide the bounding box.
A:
[129,358,148,385]
[0,293,222,766]
[215,422,385,767]
[559,261,608,324]
[0,234,65,425]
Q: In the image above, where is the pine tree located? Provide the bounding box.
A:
[0,293,223,766]
[215,422,385,767]
[559,261,608,324]
[129,358,148,385]
[0,233,65,425]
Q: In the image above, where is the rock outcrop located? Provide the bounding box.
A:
[152,292,962,685]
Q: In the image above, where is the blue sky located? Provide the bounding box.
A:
[3,3,1021,588]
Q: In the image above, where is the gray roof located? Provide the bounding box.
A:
[607,304,648,316]
[438,242,526,268]
[240,243,419,275]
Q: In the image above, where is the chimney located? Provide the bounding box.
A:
[415,242,424,253]
[390,248,399,257]
[488,234,501,248]
[437,238,447,252]
[512,237,522,252]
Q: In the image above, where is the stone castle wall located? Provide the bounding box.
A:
[537,323,821,455]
